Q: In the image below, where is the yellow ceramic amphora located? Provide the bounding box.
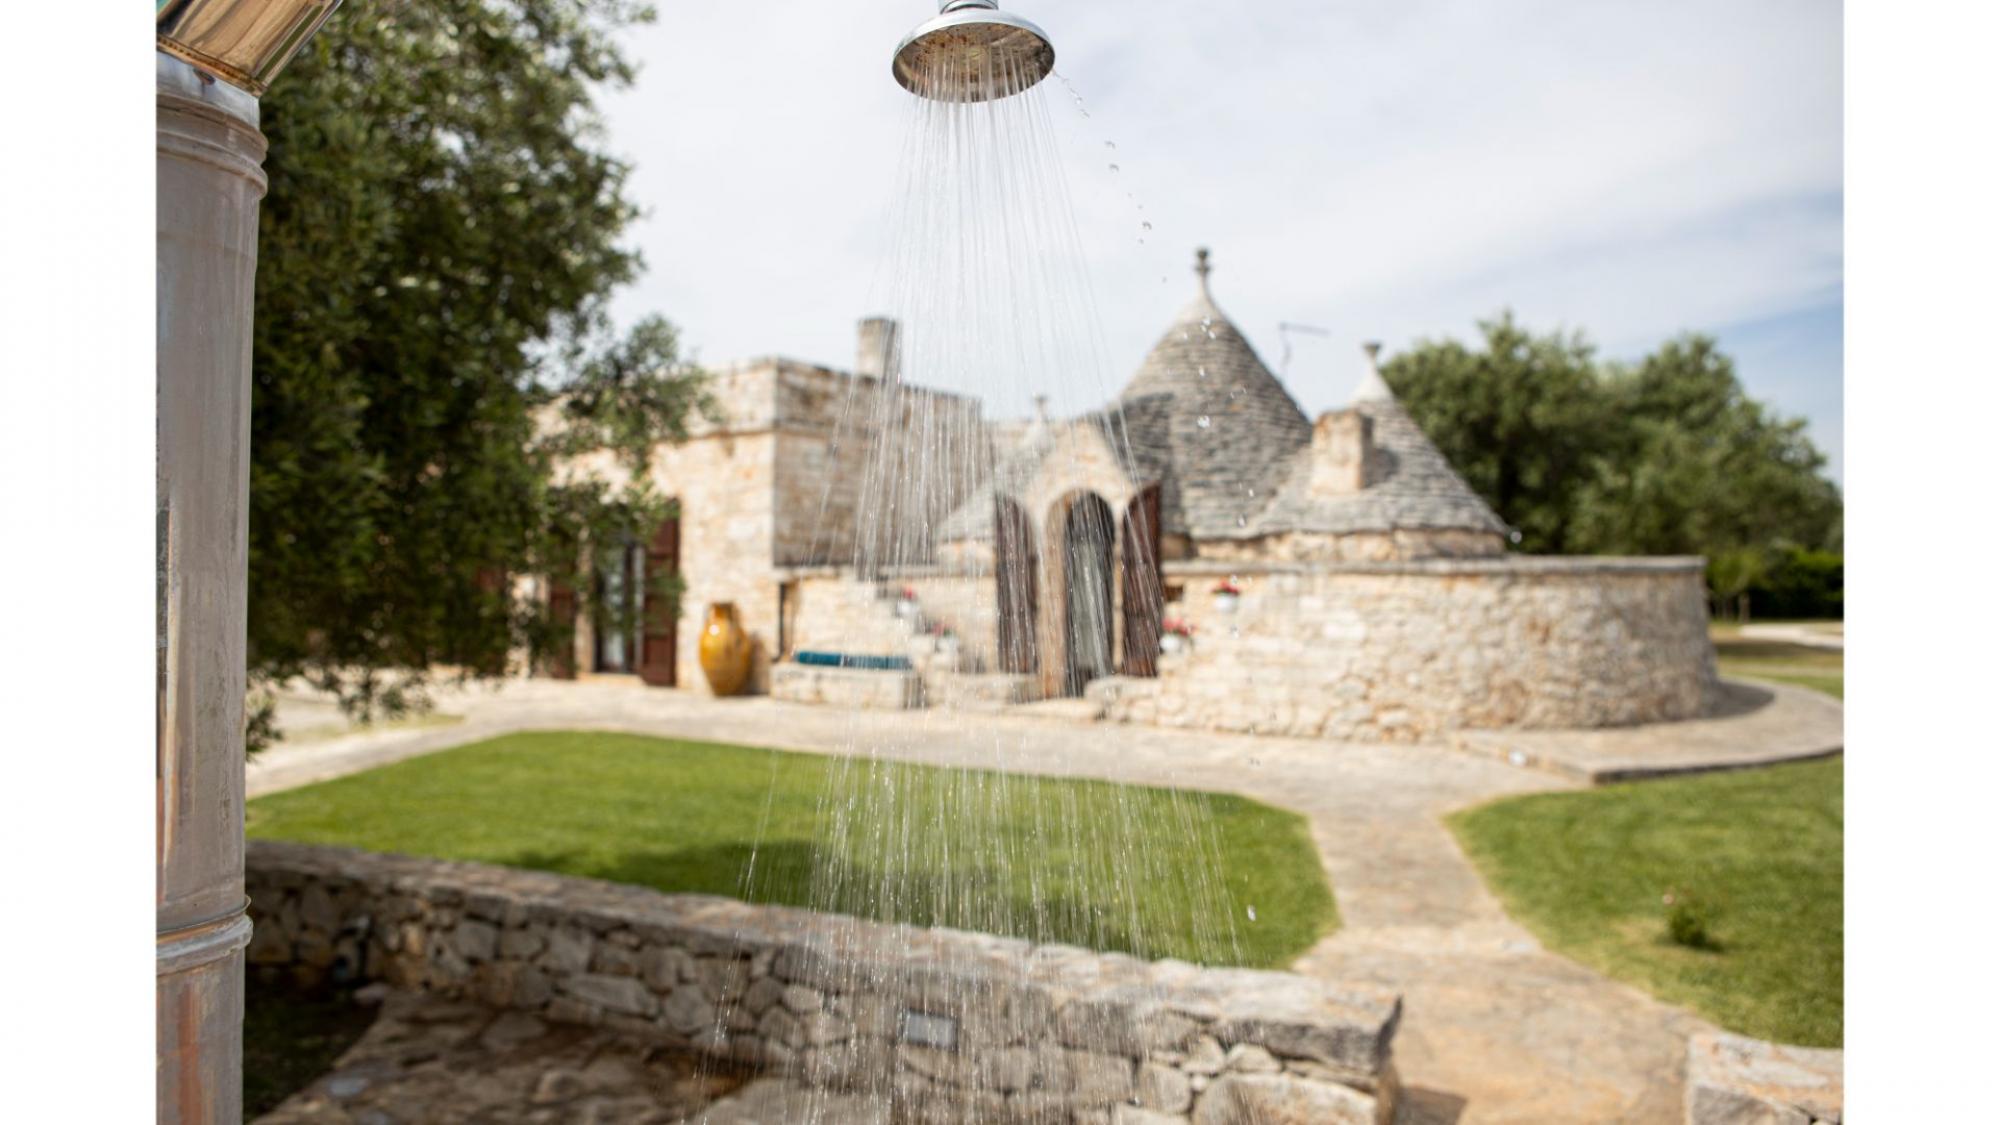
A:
[697,602,752,696]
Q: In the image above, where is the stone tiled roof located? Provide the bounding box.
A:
[1245,362,1510,539]
[1115,271,1311,539]
[937,393,1177,541]
[939,251,1504,546]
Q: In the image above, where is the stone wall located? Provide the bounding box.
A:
[248,842,1402,1124]
[1094,557,1717,742]
[785,568,999,673]
[1193,528,1506,564]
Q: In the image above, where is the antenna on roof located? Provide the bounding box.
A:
[1277,322,1330,376]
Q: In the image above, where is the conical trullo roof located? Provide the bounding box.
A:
[1118,249,1310,538]
[1248,344,1511,539]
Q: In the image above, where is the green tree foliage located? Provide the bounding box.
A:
[249,0,704,738]
[1384,317,1842,611]
[1380,314,1610,553]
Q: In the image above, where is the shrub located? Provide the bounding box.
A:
[1752,548,1843,619]
[1662,888,1719,950]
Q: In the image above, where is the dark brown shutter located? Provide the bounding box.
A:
[1120,486,1164,678]
[638,512,680,687]
[547,578,578,680]
[995,499,1039,675]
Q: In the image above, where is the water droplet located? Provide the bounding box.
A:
[1247,488,1257,498]
[1200,317,1212,330]
[1105,140,1117,151]
[1196,415,1211,429]
[1247,905,1258,922]
[1197,366,1207,378]
[1141,221,1153,232]
[1236,515,1247,527]
[1108,163,1120,173]
[1229,627,1240,638]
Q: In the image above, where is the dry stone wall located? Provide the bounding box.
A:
[1096,557,1717,742]
[248,842,1401,1124]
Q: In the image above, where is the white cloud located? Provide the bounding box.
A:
[600,0,1841,472]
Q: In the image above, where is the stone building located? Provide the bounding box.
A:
[545,329,982,696]
[549,250,1717,741]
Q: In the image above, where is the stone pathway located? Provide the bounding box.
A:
[254,988,750,1124]
[249,676,1839,1123]
[1452,680,1842,784]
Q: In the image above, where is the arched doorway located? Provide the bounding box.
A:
[1058,492,1116,695]
[995,497,1039,675]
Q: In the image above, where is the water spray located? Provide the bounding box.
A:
[893,0,1056,102]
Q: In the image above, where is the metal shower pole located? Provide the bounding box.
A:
[155,3,341,1121]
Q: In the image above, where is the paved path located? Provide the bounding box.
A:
[1452,680,1843,784]
[1735,623,1844,651]
[248,677,1836,1123]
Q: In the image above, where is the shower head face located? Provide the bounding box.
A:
[893,3,1056,103]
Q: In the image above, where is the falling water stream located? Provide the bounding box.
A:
[700,8,1254,1120]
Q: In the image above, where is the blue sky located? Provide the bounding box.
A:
[601,1,1842,481]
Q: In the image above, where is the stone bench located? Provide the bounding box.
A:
[771,663,925,710]
[247,841,1403,1124]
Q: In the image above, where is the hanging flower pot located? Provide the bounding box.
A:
[1161,618,1194,654]
[894,585,919,619]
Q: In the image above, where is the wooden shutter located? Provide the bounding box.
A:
[1120,486,1164,678]
[995,499,1039,675]
[547,578,578,680]
[638,513,680,687]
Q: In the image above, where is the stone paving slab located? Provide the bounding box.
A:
[246,675,1841,1123]
[1450,680,1842,785]
[1685,1033,1843,1124]
[252,988,748,1125]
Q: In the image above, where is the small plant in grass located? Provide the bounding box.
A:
[1662,888,1719,951]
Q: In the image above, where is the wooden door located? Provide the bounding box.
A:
[639,512,680,687]
[1120,485,1164,678]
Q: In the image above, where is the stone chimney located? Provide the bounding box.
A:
[1310,409,1375,496]
[857,317,901,383]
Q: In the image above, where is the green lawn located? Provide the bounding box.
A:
[1450,757,1842,1046]
[1712,632,1845,699]
[247,731,1336,969]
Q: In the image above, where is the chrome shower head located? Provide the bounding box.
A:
[893,1,1056,103]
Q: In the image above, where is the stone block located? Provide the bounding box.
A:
[1064,1051,1134,1105]
[499,927,545,960]
[1192,1073,1378,1125]
[1686,1034,1842,1125]
[641,945,694,990]
[1138,1062,1194,1113]
[558,974,657,1018]
[663,986,716,1036]
[453,920,499,963]
[542,928,592,975]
